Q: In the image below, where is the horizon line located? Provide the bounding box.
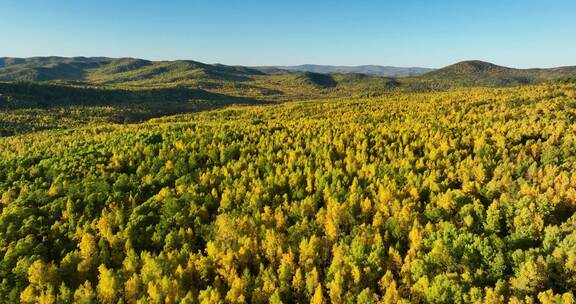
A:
[1,55,575,70]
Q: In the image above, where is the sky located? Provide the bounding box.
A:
[0,0,575,68]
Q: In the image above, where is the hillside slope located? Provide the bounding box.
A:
[420,60,576,87]
[0,82,267,136]
[0,57,110,81]
[0,57,267,84]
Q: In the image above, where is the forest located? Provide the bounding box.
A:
[1,79,576,303]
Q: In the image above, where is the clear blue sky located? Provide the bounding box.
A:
[1,0,574,68]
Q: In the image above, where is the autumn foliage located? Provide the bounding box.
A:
[1,82,576,303]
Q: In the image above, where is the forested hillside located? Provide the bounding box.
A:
[3,58,576,138]
[1,81,576,303]
[420,61,576,88]
[0,82,267,136]
[2,57,575,90]
[3,57,576,139]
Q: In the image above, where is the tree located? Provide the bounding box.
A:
[73,281,96,304]
[311,284,324,304]
[97,264,119,303]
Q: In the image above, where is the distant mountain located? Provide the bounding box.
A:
[420,60,576,87]
[271,64,434,77]
[0,57,265,84]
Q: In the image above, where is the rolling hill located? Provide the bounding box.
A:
[0,57,266,85]
[2,57,576,91]
[2,57,576,137]
[0,57,110,81]
[0,57,401,96]
[419,60,576,87]
[0,57,412,102]
[88,59,267,85]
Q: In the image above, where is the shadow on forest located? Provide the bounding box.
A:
[0,82,274,136]
[0,81,271,109]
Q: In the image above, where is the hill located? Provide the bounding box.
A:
[0,57,266,84]
[89,59,266,85]
[272,64,433,77]
[2,57,576,137]
[420,60,576,87]
[0,57,404,100]
[0,57,110,81]
[2,57,576,92]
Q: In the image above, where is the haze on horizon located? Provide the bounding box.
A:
[0,0,575,69]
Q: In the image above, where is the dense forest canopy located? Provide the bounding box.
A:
[1,81,576,303]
